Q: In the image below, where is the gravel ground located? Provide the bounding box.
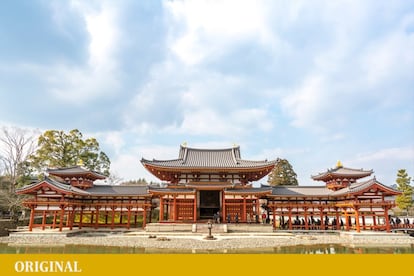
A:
[1,232,413,250]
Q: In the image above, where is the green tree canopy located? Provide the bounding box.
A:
[395,169,413,215]
[29,129,110,176]
[267,158,298,186]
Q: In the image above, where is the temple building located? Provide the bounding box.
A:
[16,144,402,232]
[16,166,152,231]
[141,144,278,222]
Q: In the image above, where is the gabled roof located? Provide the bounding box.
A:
[268,178,401,198]
[16,177,89,195]
[141,145,278,169]
[332,178,401,196]
[311,165,373,181]
[16,178,150,197]
[47,166,106,180]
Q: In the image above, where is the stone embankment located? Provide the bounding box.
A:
[0,230,412,250]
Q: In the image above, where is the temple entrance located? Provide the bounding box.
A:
[199,190,220,219]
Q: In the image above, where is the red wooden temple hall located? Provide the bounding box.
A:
[16,144,401,232]
[141,144,278,222]
[16,166,152,231]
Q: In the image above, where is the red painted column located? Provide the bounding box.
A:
[59,206,64,232]
[159,197,164,222]
[52,211,57,229]
[222,192,226,221]
[304,207,308,230]
[384,208,390,232]
[111,206,115,229]
[143,207,147,228]
[79,208,83,229]
[127,207,131,229]
[355,209,361,232]
[41,211,46,230]
[243,196,247,222]
[173,195,177,221]
[193,193,197,222]
[28,206,35,231]
[94,207,100,229]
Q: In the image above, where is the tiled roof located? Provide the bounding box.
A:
[269,178,400,197]
[311,166,373,181]
[141,145,277,169]
[332,178,401,196]
[47,166,106,180]
[270,185,333,197]
[225,187,273,194]
[16,177,89,195]
[148,187,195,194]
[86,185,150,196]
[17,178,150,196]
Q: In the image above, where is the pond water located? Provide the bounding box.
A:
[1,243,414,254]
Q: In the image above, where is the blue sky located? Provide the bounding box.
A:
[0,0,413,186]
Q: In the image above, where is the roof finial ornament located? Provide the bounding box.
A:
[336,160,343,168]
[182,141,187,147]
[232,142,238,148]
[77,159,84,167]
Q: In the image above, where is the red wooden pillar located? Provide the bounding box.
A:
[127,207,131,229]
[66,210,70,227]
[272,206,276,229]
[94,207,100,229]
[28,206,35,231]
[173,195,177,221]
[243,196,247,222]
[52,211,57,229]
[362,214,366,230]
[69,210,74,230]
[111,206,115,229]
[288,207,292,230]
[41,211,46,230]
[159,197,164,222]
[373,215,377,226]
[335,208,340,230]
[79,208,83,229]
[143,207,147,228]
[90,211,94,227]
[345,211,350,231]
[59,206,64,232]
[355,209,361,232]
[384,208,390,232]
[193,193,197,222]
[304,207,309,230]
[320,208,325,230]
[222,192,226,221]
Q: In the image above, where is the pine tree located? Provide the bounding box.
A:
[395,169,413,215]
[267,159,298,186]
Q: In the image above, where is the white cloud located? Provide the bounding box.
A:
[353,147,414,163]
[165,0,274,65]
[348,146,414,185]
[45,1,121,103]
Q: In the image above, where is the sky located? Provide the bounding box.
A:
[0,0,413,186]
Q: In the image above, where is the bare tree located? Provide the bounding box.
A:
[0,126,38,192]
